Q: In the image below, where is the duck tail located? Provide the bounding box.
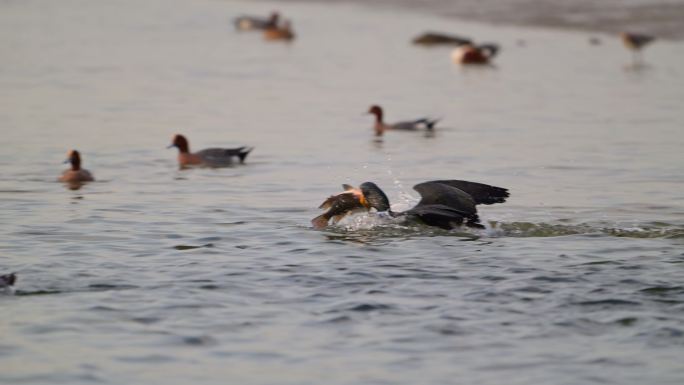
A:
[311,214,330,230]
[425,118,440,130]
[415,118,441,130]
[238,147,254,164]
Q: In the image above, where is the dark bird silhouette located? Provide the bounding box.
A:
[412,32,472,46]
[1,273,17,294]
[313,180,509,230]
[621,32,655,65]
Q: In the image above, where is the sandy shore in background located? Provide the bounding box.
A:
[269,0,684,39]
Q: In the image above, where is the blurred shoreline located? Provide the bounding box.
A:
[268,0,684,40]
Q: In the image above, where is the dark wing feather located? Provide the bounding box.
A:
[426,180,509,205]
[404,204,468,230]
[412,181,477,216]
[197,147,251,165]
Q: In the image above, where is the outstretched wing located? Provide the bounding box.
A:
[412,181,477,216]
[425,180,509,205]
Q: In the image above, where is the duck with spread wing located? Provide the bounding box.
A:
[312,179,509,230]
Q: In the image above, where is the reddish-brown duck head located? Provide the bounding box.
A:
[64,150,82,171]
[367,105,384,122]
[168,134,190,153]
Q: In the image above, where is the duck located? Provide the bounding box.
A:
[59,150,95,183]
[621,32,655,65]
[234,11,279,31]
[168,134,253,168]
[451,43,499,65]
[264,20,295,41]
[311,184,370,229]
[412,32,472,46]
[1,273,16,295]
[367,105,439,137]
[313,179,509,230]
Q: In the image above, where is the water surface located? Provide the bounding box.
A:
[1,0,683,384]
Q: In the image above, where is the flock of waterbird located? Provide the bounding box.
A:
[8,9,659,293]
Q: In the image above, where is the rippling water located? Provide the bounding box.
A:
[1,0,683,384]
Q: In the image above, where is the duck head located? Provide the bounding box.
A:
[367,105,383,122]
[168,134,190,153]
[360,182,391,212]
[367,105,385,136]
[64,150,82,171]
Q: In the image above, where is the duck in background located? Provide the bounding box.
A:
[59,150,95,184]
[168,134,253,168]
[367,105,439,137]
[1,273,17,295]
[412,32,472,46]
[264,19,295,41]
[621,32,655,66]
[451,43,499,65]
[234,11,279,31]
[313,180,509,230]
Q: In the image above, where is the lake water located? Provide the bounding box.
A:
[1,0,683,384]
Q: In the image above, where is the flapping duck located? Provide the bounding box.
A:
[168,134,253,168]
[367,105,439,137]
[312,180,509,230]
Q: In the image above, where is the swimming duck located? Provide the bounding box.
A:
[59,150,95,183]
[412,32,472,46]
[1,273,16,295]
[264,20,295,41]
[451,43,499,65]
[168,134,253,168]
[621,32,655,65]
[234,11,279,31]
[313,180,509,230]
[367,105,439,137]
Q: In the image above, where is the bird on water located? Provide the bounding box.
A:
[168,134,253,168]
[264,19,295,41]
[367,105,439,137]
[234,11,280,31]
[1,273,17,295]
[412,32,472,46]
[59,150,95,184]
[621,32,655,66]
[312,180,509,230]
[451,43,499,65]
